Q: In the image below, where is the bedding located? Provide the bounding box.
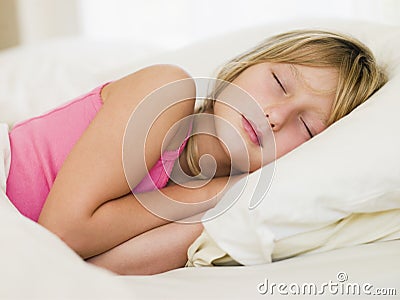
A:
[183,21,400,266]
[0,19,399,299]
[0,123,134,299]
[0,37,164,126]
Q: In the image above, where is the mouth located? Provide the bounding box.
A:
[241,115,262,147]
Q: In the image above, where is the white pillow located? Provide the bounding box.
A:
[191,21,400,265]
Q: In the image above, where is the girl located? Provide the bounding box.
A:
[6,30,387,275]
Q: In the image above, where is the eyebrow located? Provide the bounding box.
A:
[289,64,298,82]
[289,64,336,96]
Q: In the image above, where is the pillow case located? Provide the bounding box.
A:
[190,21,400,265]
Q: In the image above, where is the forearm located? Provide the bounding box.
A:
[69,176,231,259]
[87,221,204,275]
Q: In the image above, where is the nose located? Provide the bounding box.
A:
[265,113,275,129]
[265,103,296,131]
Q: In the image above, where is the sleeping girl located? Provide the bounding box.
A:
[5,30,386,275]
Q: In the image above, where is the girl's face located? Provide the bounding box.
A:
[213,62,338,173]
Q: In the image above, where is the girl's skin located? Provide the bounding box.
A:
[38,62,338,275]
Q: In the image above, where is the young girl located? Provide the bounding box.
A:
[6,30,386,275]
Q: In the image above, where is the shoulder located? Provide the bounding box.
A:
[102,63,196,156]
[102,64,194,106]
[102,64,195,130]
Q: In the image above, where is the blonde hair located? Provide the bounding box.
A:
[186,29,387,176]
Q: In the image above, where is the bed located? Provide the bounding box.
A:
[1,19,399,299]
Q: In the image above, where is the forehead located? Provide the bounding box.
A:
[290,64,338,95]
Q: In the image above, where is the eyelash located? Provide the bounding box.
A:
[272,72,313,138]
[272,72,287,94]
[301,117,313,138]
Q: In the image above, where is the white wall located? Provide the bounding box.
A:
[0,0,19,49]
[16,0,80,45]
[13,0,400,48]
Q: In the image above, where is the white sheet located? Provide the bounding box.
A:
[0,124,135,299]
[121,240,400,299]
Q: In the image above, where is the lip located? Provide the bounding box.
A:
[241,115,263,146]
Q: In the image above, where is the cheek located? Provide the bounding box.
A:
[213,101,229,118]
[274,130,306,159]
[213,101,243,130]
[213,102,243,148]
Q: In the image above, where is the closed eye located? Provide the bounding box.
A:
[301,117,313,138]
[273,72,287,94]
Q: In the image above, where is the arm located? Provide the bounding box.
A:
[87,220,204,275]
[77,176,229,259]
[38,64,198,258]
[88,175,241,275]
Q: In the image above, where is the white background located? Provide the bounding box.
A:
[16,0,400,49]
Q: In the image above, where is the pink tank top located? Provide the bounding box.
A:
[6,83,192,222]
